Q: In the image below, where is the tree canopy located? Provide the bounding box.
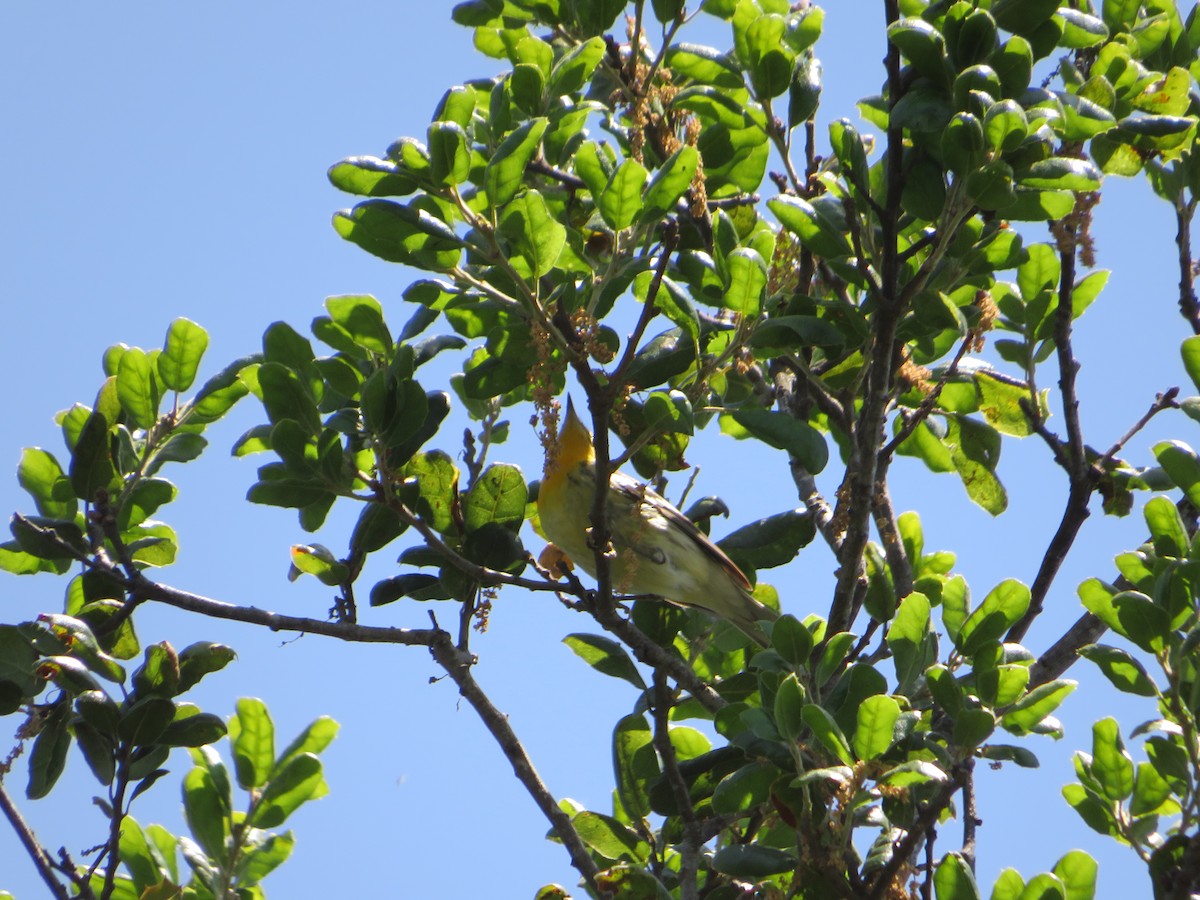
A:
[6,1,1200,898]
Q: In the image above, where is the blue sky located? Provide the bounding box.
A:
[0,5,1192,898]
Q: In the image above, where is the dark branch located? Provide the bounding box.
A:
[427,630,602,893]
[0,782,73,900]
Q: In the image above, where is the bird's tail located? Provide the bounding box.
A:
[703,584,778,648]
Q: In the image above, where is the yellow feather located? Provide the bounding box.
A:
[539,398,777,646]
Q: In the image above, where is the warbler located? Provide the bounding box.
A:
[538,399,778,646]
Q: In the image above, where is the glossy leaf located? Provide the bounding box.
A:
[599,159,649,230]
[231,697,275,790]
[613,714,657,820]
[1000,679,1077,735]
[956,579,1029,656]
[934,852,982,900]
[1078,644,1158,697]
[720,408,828,474]
[249,752,325,829]
[852,694,900,761]
[158,318,209,392]
[485,118,548,206]
[563,634,646,689]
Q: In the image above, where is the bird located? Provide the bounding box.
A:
[537,398,779,646]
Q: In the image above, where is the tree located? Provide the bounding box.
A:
[4,0,1200,897]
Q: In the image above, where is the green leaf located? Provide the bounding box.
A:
[889,18,947,80]
[249,752,325,829]
[177,642,237,692]
[1111,590,1170,653]
[500,189,565,276]
[27,704,70,798]
[18,448,76,520]
[370,573,444,606]
[428,121,471,187]
[1144,494,1188,557]
[975,371,1035,437]
[991,0,1061,34]
[548,36,606,96]
[712,844,798,877]
[641,146,699,221]
[485,117,548,207]
[723,248,767,315]
[888,592,932,692]
[613,714,658,820]
[720,408,828,474]
[1019,158,1101,191]
[158,318,209,392]
[236,831,296,887]
[934,851,982,900]
[1062,782,1118,838]
[257,362,320,434]
[406,450,460,534]
[956,579,1029,656]
[944,414,1007,515]
[1000,679,1077,735]
[350,501,408,556]
[1153,440,1200,507]
[768,195,851,258]
[801,704,854,764]
[1091,717,1133,802]
[230,697,275,790]
[1051,850,1097,900]
[333,199,463,270]
[462,464,527,532]
[183,765,230,861]
[572,811,651,863]
[117,695,176,745]
[1078,644,1158,697]
[10,512,87,564]
[117,348,161,430]
[773,673,807,742]
[327,155,417,197]
[599,159,649,230]
[324,295,392,357]
[159,712,228,748]
[563,634,646,689]
[664,43,744,88]
[717,509,815,572]
[853,694,901,761]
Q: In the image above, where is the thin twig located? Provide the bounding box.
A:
[427,629,602,893]
[0,781,72,900]
[117,570,441,646]
[871,465,913,599]
[1093,387,1180,472]
[1175,193,1200,334]
[961,758,978,869]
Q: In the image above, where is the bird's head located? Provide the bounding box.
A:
[544,397,595,480]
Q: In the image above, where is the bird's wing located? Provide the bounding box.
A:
[608,472,753,590]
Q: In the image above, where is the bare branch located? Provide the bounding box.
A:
[1028,612,1106,688]
[871,465,913,599]
[120,571,441,646]
[1175,193,1200,334]
[427,630,602,893]
[0,782,73,900]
